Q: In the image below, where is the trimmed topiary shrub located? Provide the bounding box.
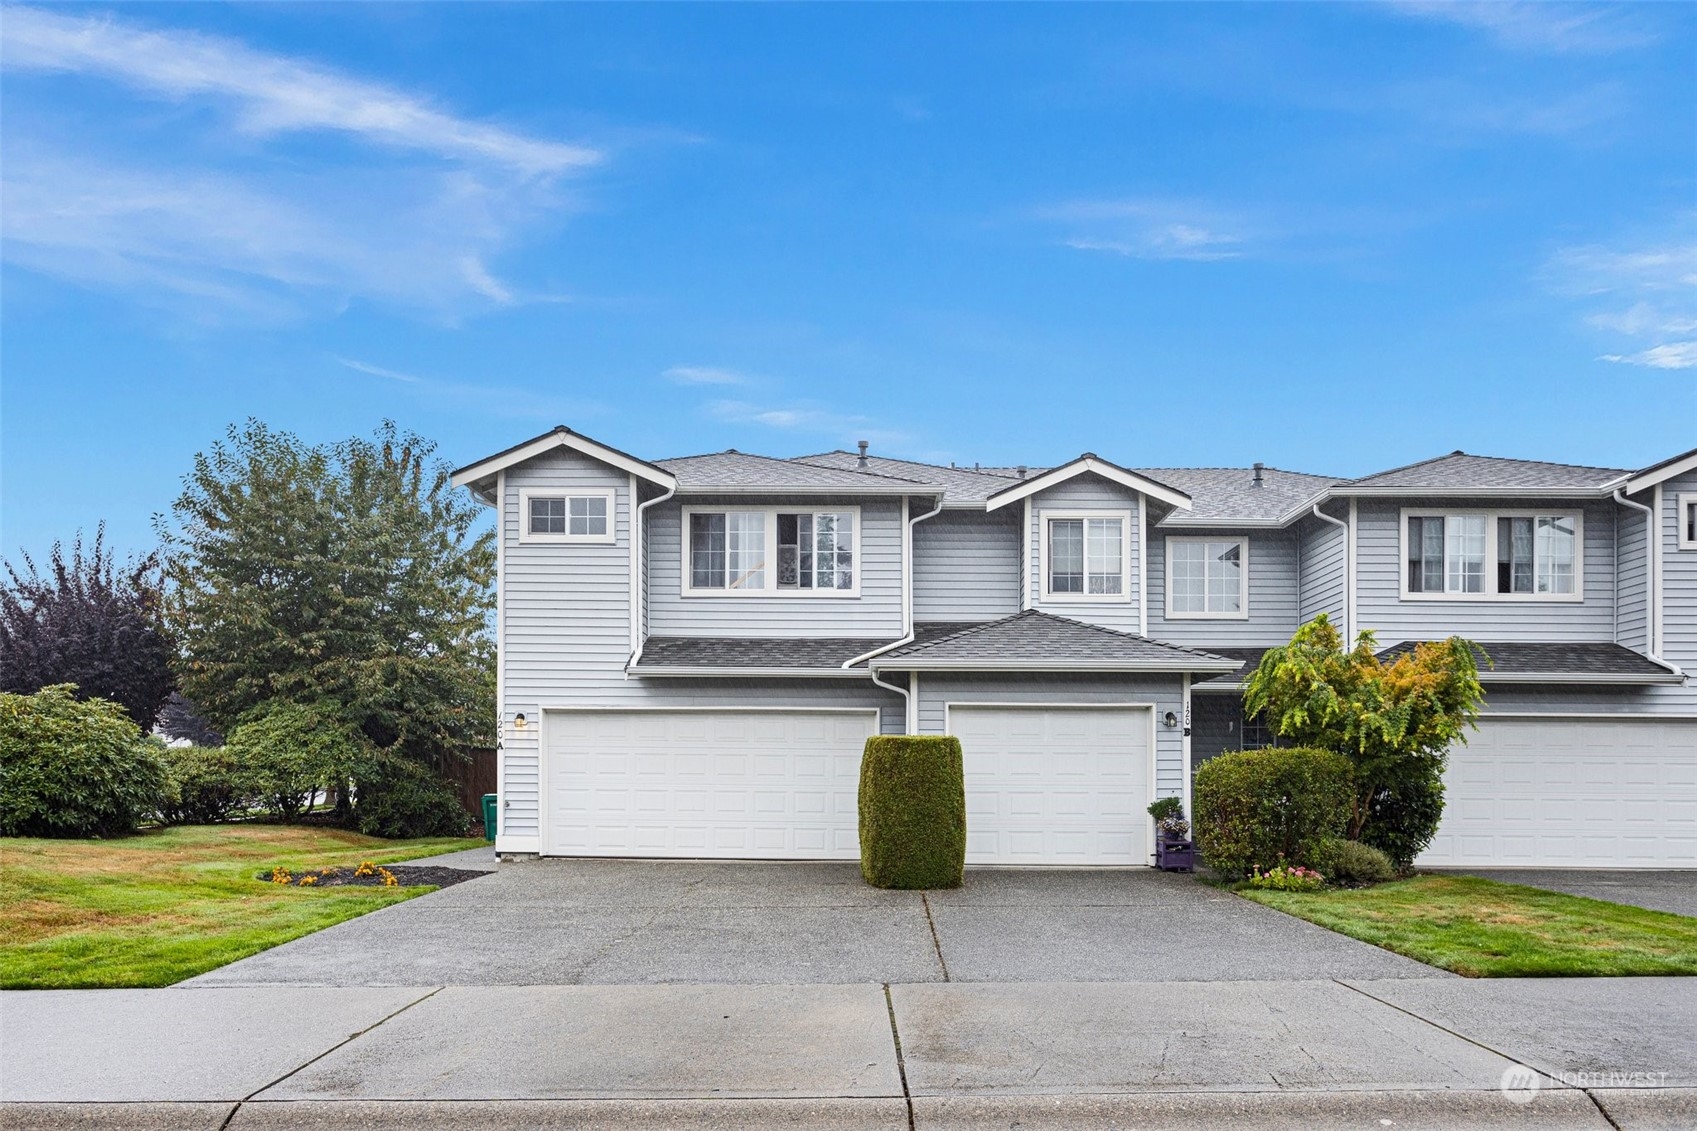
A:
[859,735,966,889]
[1192,745,1354,879]
[353,753,469,839]
[1315,837,1398,885]
[224,702,363,822]
[0,684,168,837]
[1360,764,1446,871]
[157,743,251,825]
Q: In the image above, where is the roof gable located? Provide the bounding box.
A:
[871,611,1239,672]
[984,455,1191,512]
[451,426,677,498]
[1624,446,1697,494]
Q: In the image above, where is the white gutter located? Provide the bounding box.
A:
[626,479,678,674]
[1310,502,1351,640]
[843,494,947,670]
[1613,488,1683,679]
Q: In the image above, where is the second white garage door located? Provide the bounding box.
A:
[543,709,877,859]
[949,705,1152,865]
[1418,717,1697,867]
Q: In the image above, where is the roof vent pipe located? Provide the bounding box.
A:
[1252,462,1265,488]
[857,440,869,469]
[1017,465,1028,479]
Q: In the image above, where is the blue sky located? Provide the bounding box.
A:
[3,2,1694,559]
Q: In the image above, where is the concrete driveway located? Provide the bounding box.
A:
[1434,869,1697,918]
[190,859,1439,986]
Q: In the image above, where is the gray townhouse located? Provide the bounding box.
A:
[453,429,1697,870]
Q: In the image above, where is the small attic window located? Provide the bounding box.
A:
[519,489,614,544]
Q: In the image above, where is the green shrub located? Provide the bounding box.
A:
[858,735,966,889]
[0,684,168,837]
[224,702,362,822]
[1192,746,1354,879]
[1360,764,1446,871]
[1147,796,1184,823]
[353,753,469,839]
[157,744,250,825]
[1315,837,1398,885]
[1243,864,1326,892]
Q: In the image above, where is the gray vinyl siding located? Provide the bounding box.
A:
[1355,497,1617,645]
[913,509,1021,623]
[645,495,903,639]
[912,671,1188,800]
[1027,475,1142,634]
[1145,527,1300,646]
[1298,506,1348,628]
[1663,471,1697,669]
[1616,504,1649,652]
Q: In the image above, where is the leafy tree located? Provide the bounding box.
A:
[0,526,176,731]
[156,692,224,747]
[158,420,495,768]
[224,701,364,822]
[1243,614,1485,847]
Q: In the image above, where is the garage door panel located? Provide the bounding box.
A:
[544,709,876,859]
[1418,719,1697,868]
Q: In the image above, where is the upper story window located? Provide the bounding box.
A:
[684,507,858,596]
[519,489,614,544]
[1167,537,1248,619]
[1043,512,1128,601]
[1680,495,1697,550]
[1403,510,1580,600]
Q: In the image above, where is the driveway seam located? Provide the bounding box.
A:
[882,984,915,1131]
[920,894,950,982]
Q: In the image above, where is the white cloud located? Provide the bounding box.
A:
[336,357,602,420]
[1599,342,1697,370]
[664,366,750,386]
[706,399,908,445]
[0,8,600,321]
[1391,2,1655,54]
[1,7,599,173]
[1040,200,1246,262]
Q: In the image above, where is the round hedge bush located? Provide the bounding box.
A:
[157,743,251,825]
[1315,836,1398,885]
[0,684,168,837]
[1192,745,1354,879]
[353,752,470,839]
[859,735,966,889]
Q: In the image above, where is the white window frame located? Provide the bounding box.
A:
[1164,536,1250,621]
[517,488,616,545]
[1039,510,1132,603]
[1679,494,1697,551]
[1398,507,1584,602]
[680,505,862,598]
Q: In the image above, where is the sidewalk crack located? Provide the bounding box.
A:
[920,892,950,982]
[236,985,444,1110]
[1333,979,1565,1090]
[884,983,915,1131]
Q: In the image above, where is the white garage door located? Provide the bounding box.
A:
[543,709,878,859]
[949,705,1151,865]
[1419,718,1697,867]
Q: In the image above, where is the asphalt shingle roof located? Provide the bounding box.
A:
[1375,640,1677,682]
[1191,646,1276,686]
[875,611,1241,671]
[635,636,898,671]
[655,450,927,491]
[791,451,1025,502]
[1344,452,1628,492]
[1132,468,1340,524]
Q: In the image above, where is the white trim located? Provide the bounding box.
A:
[1020,498,1032,611]
[869,670,910,732]
[627,475,640,655]
[985,456,1193,512]
[517,488,616,545]
[871,658,1240,673]
[908,671,920,734]
[679,504,863,598]
[1346,499,1358,638]
[1480,712,1697,721]
[1136,503,1148,635]
[494,469,506,846]
[630,667,878,679]
[539,704,883,715]
[1477,671,1684,685]
[1624,448,1697,494]
[453,428,676,491]
[1181,673,1192,825]
[626,479,678,673]
[1677,494,1697,552]
[1397,507,1585,603]
[842,494,945,669]
[1654,486,1665,656]
[1163,535,1250,620]
[1309,502,1351,639]
[944,701,1160,864]
[1038,510,1134,604]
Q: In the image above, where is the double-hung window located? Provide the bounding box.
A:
[519,489,614,544]
[1044,514,1126,599]
[685,507,857,595]
[1405,511,1579,598]
[1167,537,1248,618]
[1680,495,1697,550]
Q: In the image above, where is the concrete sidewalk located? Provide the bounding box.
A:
[4,978,1693,1129]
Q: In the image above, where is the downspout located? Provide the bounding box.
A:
[625,480,678,674]
[1311,502,1351,640]
[1613,489,1683,678]
[846,494,946,734]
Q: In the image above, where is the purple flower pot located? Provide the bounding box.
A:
[1156,837,1196,873]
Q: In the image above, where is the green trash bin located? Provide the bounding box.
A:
[481,794,498,842]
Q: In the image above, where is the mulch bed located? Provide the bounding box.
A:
[256,865,492,889]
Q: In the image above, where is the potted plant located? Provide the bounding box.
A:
[1148,797,1196,872]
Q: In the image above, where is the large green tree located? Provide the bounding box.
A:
[1242,614,1485,858]
[159,420,495,767]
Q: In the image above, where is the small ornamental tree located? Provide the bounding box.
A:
[0,527,176,731]
[1243,614,1485,859]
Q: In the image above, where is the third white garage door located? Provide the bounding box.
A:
[1418,717,1697,867]
[948,705,1152,865]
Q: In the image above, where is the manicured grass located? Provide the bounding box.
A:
[0,824,485,988]
[1242,874,1697,977]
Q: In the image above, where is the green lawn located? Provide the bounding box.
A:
[0,824,485,988]
[1242,874,1697,977]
